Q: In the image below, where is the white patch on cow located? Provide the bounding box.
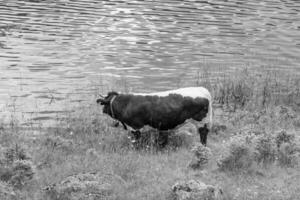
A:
[133,87,213,129]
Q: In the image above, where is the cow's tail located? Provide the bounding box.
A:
[207,91,213,130]
[198,87,213,130]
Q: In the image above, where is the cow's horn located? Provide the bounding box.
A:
[98,94,105,98]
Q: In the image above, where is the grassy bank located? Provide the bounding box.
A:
[0,69,299,200]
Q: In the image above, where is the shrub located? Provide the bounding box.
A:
[2,145,29,165]
[0,181,17,200]
[217,135,254,172]
[218,129,299,171]
[273,130,299,167]
[274,105,297,120]
[253,134,277,165]
[9,160,34,189]
[274,130,295,148]
[277,142,300,167]
[188,143,212,169]
[0,145,34,189]
[272,106,297,128]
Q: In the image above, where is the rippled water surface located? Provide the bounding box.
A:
[0,0,299,125]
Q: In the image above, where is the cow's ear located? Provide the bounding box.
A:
[107,91,119,97]
[96,98,109,105]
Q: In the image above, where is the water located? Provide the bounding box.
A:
[0,0,299,125]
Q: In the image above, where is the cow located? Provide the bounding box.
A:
[96,87,212,147]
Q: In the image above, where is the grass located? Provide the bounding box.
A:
[0,68,299,199]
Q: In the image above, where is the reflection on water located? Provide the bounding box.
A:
[0,0,299,125]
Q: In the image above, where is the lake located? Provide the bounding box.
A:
[0,0,299,125]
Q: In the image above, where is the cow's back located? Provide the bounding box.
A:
[134,87,210,99]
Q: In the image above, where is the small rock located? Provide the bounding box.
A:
[170,180,223,200]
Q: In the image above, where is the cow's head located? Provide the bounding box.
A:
[96,91,119,116]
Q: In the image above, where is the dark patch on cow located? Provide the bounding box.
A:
[97,91,210,146]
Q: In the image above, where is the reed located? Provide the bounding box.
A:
[196,67,300,111]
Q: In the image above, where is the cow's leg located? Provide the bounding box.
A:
[158,131,169,148]
[131,130,141,142]
[129,130,142,149]
[198,124,209,146]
